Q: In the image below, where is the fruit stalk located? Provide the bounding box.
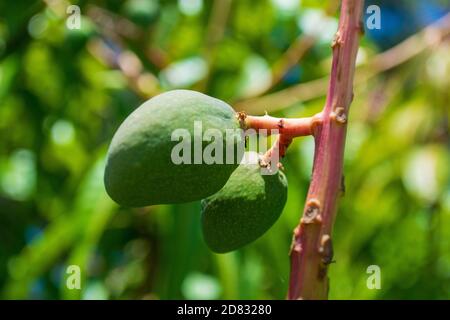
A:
[239,112,322,167]
[287,0,364,300]
[242,113,322,138]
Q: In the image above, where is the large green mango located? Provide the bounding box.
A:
[201,152,288,253]
[104,90,243,207]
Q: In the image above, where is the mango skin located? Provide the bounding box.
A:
[104,90,243,207]
[201,154,288,253]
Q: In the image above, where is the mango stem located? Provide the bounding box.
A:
[238,112,322,138]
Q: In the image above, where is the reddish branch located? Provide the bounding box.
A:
[240,0,363,300]
[239,112,322,166]
[288,0,364,299]
[262,134,293,164]
[241,113,322,138]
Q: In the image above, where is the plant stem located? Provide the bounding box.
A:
[287,0,364,300]
[240,112,322,168]
[241,112,322,172]
[262,134,293,162]
[242,113,322,138]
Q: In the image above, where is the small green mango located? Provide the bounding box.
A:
[201,152,288,253]
[104,90,243,207]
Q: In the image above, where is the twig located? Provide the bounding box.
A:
[263,0,340,94]
[87,5,169,70]
[239,111,322,174]
[287,0,364,300]
[260,134,293,168]
[87,5,143,40]
[269,35,316,90]
[197,0,233,91]
[242,113,322,137]
[87,39,161,98]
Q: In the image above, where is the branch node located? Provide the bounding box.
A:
[318,234,334,265]
[294,226,301,237]
[330,107,347,124]
[258,156,270,169]
[293,243,302,253]
[311,113,323,136]
[358,20,365,36]
[290,227,302,254]
[301,198,322,224]
[318,234,334,279]
[331,32,344,48]
[236,111,247,129]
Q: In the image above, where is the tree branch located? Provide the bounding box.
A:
[197,0,233,91]
[287,0,364,300]
[265,0,340,94]
[241,113,322,138]
[240,112,322,169]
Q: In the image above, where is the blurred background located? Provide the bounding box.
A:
[0,0,449,299]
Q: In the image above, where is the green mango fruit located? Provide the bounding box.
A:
[104,90,243,207]
[201,152,288,253]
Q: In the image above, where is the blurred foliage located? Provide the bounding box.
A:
[0,0,449,300]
